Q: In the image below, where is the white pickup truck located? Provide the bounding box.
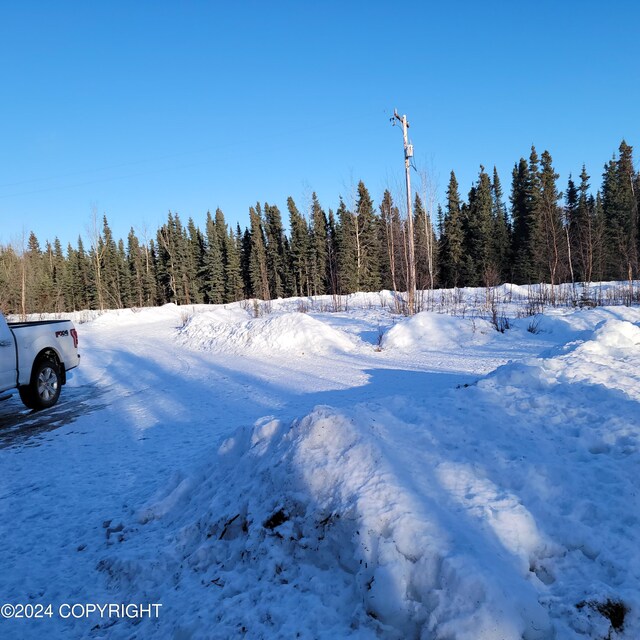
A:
[0,312,80,410]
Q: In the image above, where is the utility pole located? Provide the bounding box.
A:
[392,109,416,315]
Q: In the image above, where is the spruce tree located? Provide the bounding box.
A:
[23,231,46,313]
[353,181,381,291]
[592,192,606,282]
[184,218,205,304]
[538,150,565,289]
[263,203,288,298]
[287,197,310,297]
[326,209,339,295]
[126,228,145,307]
[510,158,533,283]
[465,166,494,285]
[491,167,511,282]
[203,212,224,304]
[210,208,242,304]
[575,166,594,282]
[335,198,358,294]
[74,236,91,310]
[156,212,179,303]
[143,239,158,306]
[309,192,329,296]
[117,239,132,307]
[240,225,252,298]
[604,141,638,281]
[248,205,270,300]
[47,238,66,312]
[100,216,125,308]
[224,227,244,302]
[439,171,465,287]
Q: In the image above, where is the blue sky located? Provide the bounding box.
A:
[0,1,637,249]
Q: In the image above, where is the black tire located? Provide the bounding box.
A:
[18,358,62,410]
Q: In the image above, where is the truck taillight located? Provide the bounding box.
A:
[71,328,79,349]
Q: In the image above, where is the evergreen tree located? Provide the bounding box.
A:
[491,167,511,282]
[574,166,594,282]
[156,212,182,303]
[185,217,205,304]
[603,141,637,280]
[240,225,252,298]
[203,211,224,304]
[115,239,129,306]
[126,228,146,307]
[73,236,91,310]
[464,166,494,285]
[263,203,288,298]
[538,150,565,289]
[100,216,126,308]
[527,146,546,282]
[309,192,329,296]
[48,238,66,312]
[354,181,381,291]
[592,192,606,281]
[510,157,533,283]
[23,231,46,313]
[335,198,358,294]
[63,243,78,311]
[143,239,158,306]
[210,208,243,303]
[326,209,339,296]
[0,245,21,314]
[224,227,244,302]
[287,197,310,297]
[248,205,270,300]
[439,171,465,287]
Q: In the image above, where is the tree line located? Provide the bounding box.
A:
[1,140,638,316]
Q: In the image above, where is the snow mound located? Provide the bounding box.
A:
[486,318,640,400]
[105,407,551,640]
[381,311,494,351]
[179,311,358,355]
[577,317,640,355]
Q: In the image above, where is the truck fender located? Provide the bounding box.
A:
[17,340,65,387]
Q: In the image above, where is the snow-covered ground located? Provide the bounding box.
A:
[1,288,639,639]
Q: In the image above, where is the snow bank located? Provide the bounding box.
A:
[487,318,640,397]
[381,311,494,352]
[179,311,359,356]
[102,407,552,639]
[477,318,640,637]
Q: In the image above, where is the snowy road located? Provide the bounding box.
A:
[1,296,639,639]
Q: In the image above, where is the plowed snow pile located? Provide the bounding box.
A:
[381,311,494,351]
[179,311,359,355]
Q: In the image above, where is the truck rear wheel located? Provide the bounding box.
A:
[19,358,62,410]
